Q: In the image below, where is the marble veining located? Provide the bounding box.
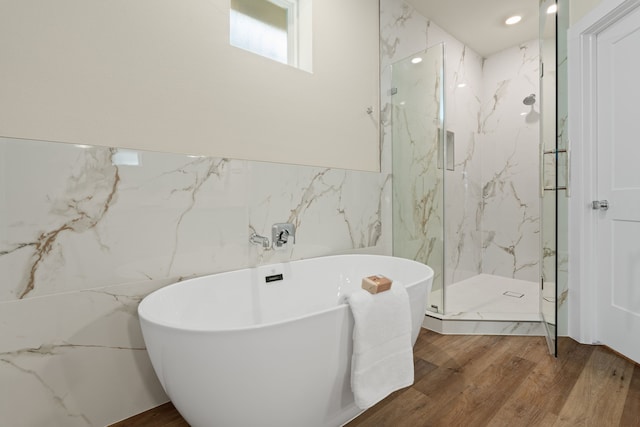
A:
[0,355,93,426]
[7,148,120,299]
[477,40,541,283]
[0,135,390,426]
[163,157,230,274]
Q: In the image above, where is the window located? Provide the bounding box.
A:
[230,0,311,72]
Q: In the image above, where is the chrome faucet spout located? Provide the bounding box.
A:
[249,232,270,248]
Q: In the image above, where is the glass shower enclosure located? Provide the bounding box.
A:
[390,10,561,355]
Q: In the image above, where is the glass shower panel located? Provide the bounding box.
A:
[556,0,570,342]
[540,0,558,356]
[391,44,445,315]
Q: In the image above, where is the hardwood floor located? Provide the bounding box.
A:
[111,329,640,427]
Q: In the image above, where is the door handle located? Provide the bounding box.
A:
[592,200,609,210]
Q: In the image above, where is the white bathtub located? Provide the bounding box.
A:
[138,254,433,427]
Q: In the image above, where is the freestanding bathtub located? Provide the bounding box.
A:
[138,254,433,427]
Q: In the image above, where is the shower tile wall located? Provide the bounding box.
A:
[0,138,391,426]
[441,37,484,286]
[478,41,541,282]
[382,0,540,289]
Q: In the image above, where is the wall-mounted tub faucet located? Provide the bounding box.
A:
[250,224,295,250]
[276,229,289,245]
[272,223,295,249]
[249,232,270,249]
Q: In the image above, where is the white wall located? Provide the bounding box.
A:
[570,0,604,24]
[0,0,379,171]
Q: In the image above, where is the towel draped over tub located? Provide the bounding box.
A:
[347,282,414,409]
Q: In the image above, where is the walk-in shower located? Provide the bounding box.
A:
[390,1,562,353]
[391,40,541,321]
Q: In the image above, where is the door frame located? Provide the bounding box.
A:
[568,0,640,344]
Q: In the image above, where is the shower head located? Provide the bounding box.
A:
[523,94,536,105]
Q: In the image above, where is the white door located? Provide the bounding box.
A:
[595,4,640,363]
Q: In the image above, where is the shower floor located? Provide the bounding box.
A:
[429,274,541,321]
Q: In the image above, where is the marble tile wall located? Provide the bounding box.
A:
[0,137,391,426]
[478,40,541,283]
[441,32,485,287]
[382,0,541,296]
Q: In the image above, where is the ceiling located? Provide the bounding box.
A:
[406,0,540,58]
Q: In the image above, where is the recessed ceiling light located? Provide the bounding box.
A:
[411,57,423,64]
[505,15,522,25]
[457,83,467,88]
[547,4,558,14]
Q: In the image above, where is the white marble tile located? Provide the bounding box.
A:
[423,318,545,336]
[380,0,429,66]
[478,40,541,283]
[442,34,485,286]
[0,280,171,426]
[247,162,391,264]
[380,0,430,174]
[0,140,254,301]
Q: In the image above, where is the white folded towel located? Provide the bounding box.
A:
[347,282,414,409]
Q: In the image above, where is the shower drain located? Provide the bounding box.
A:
[503,291,525,298]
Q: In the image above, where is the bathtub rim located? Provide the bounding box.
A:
[138,254,433,334]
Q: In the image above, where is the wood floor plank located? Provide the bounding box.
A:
[110,402,188,427]
[400,335,527,427]
[620,364,640,427]
[427,351,536,426]
[413,332,502,368]
[553,346,634,426]
[546,337,598,416]
[346,387,433,427]
[412,335,510,401]
[485,337,553,427]
[487,337,595,426]
[497,335,547,362]
[537,412,559,427]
